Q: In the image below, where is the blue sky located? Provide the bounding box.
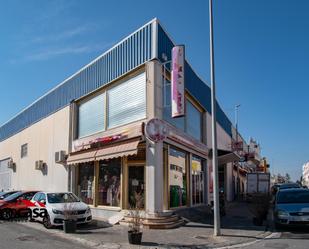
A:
[0,0,308,180]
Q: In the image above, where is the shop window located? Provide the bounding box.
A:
[78,93,105,138]
[169,147,187,208]
[186,100,202,141]
[162,80,185,131]
[21,143,28,158]
[77,163,95,205]
[98,158,121,207]
[162,81,202,141]
[192,155,205,205]
[107,73,146,129]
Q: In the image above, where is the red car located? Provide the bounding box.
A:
[0,191,39,220]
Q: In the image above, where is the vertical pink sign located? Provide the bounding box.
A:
[171,45,185,118]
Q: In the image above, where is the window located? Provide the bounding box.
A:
[21,144,28,158]
[186,100,202,141]
[169,147,187,208]
[108,73,146,128]
[98,158,121,207]
[78,93,105,138]
[77,163,95,205]
[33,193,41,202]
[162,81,203,141]
[163,80,185,131]
[192,156,205,205]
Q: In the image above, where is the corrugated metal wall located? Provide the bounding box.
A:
[157,23,233,137]
[0,22,153,142]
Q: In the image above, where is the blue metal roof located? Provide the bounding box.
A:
[0,18,233,142]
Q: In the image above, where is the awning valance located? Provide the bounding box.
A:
[218,152,240,165]
[209,149,240,165]
[67,138,140,165]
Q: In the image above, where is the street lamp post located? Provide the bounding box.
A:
[235,104,240,198]
[209,0,221,236]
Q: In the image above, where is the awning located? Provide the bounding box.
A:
[209,149,240,165]
[218,152,240,165]
[67,138,140,165]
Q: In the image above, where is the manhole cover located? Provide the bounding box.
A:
[17,236,37,242]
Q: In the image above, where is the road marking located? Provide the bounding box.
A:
[215,232,282,249]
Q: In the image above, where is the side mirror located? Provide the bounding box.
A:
[40,200,46,205]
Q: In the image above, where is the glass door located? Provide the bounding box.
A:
[128,166,145,209]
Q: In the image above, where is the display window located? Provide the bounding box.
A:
[192,156,205,205]
[77,163,95,205]
[169,147,187,208]
[98,158,121,207]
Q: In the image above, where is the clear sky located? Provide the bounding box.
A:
[0,0,308,180]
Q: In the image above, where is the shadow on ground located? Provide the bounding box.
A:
[175,201,267,232]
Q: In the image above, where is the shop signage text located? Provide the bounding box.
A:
[171,45,185,118]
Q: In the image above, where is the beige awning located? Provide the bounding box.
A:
[218,152,240,165]
[67,138,140,165]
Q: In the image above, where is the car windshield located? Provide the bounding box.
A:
[277,191,309,204]
[47,193,80,203]
[3,191,23,201]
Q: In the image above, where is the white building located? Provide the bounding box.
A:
[303,162,309,187]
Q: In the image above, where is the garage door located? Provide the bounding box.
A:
[0,159,12,191]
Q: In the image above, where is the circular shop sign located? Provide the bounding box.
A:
[145,118,168,142]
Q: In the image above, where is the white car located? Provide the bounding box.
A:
[31,192,92,228]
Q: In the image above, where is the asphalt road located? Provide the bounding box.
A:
[0,220,91,249]
[242,226,309,249]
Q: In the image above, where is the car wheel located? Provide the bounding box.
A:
[1,209,12,220]
[43,214,53,229]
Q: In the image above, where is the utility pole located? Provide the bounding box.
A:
[235,104,240,198]
[209,0,220,236]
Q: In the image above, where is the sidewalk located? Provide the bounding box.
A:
[21,201,272,249]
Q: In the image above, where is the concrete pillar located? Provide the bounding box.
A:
[145,139,164,214]
[145,59,164,215]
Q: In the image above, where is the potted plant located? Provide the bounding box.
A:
[62,202,77,233]
[127,191,144,245]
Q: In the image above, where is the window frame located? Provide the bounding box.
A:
[21,143,28,158]
[185,97,203,142]
[75,70,146,139]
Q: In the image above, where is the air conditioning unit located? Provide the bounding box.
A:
[35,160,44,170]
[7,159,15,169]
[55,151,66,164]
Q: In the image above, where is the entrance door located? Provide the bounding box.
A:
[128,166,145,209]
[0,159,12,191]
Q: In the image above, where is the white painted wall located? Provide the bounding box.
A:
[0,107,70,192]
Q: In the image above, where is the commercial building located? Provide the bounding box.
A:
[0,19,250,226]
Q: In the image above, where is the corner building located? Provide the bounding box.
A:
[0,19,240,226]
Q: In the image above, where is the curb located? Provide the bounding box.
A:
[214,232,281,249]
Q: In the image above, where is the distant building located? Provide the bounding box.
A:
[302,162,309,187]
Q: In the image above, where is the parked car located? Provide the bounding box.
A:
[30,192,92,229]
[0,191,39,220]
[271,183,301,196]
[274,188,309,227]
[0,191,20,200]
